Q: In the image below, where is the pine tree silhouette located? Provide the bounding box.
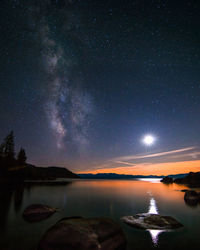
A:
[0,142,5,158]
[4,131,15,160]
[0,142,5,168]
[17,148,27,165]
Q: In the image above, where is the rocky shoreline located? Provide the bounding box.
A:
[161,172,200,207]
[161,172,200,187]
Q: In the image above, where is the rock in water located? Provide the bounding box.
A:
[23,204,57,222]
[160,176,173,184]
[184,190,200,206]
[121,213,183,230]
[180,189,189,192]
[38,217,127,250]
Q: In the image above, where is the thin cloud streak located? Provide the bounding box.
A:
[113,147,195,162]
[79,159,200,175]
[114,161,137,166]
[79,146,198,173]
[168,151,200,159]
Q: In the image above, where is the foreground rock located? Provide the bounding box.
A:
[121,213,183,230]
[38,217,127,250]
[23,204,57,222]
[184,190,200,206]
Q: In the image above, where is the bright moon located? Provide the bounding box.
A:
[143,135,155,146]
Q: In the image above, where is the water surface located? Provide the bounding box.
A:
[0,179,200,250]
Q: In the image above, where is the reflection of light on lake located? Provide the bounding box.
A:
[148,197,158,214]
[139,178,162,183]
[148,229,162,246]
[147,196,166,246]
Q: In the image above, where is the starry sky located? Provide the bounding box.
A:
[1,0,200,175]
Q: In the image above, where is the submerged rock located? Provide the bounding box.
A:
[121,213,183,230]
[184,190,200,206]
[38,217,126,250]
[23,204,57,222]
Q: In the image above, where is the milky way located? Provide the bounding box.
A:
[1,0,200,171]
[33,1,93,152]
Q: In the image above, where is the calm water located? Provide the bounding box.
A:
[1,179,200,250]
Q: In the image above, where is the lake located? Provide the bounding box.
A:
[0,178,200,250]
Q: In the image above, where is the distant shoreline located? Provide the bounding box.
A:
[78,173,188,180]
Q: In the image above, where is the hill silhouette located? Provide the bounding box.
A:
[0,131,79,184]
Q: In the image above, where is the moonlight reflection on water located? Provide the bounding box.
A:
[147,194,165,246]
[148,197,159,214]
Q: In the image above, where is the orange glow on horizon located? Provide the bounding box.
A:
[78,160,200,175]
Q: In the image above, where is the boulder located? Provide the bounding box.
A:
[23,204,57,222]
[38,217,127,250]
[121,213,183,230]
[184,190,200,206]
[160,176,173,184]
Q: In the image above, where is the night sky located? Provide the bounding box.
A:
[1,0,200,175]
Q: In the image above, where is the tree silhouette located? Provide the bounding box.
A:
[0,143,5,168]
[4,131,15,160]
[0,143,5,158]
[17,148,27,165]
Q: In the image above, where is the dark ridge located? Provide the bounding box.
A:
[161,172,200,187]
